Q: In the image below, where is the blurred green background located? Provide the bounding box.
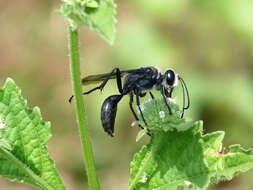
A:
[1,0,253,189]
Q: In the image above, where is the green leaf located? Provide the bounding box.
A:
[136,129,148,142]
[133,99,187,132]
[0,140,12,151]
[59,0,117,44]
[0,78,66,190]
[87,0,99,8]
[129,99,253,190]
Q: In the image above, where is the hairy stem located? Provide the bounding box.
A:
[68,26,100,190]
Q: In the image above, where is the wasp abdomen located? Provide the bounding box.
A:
[101,95,123,137]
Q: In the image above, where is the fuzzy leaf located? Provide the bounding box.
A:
[129,99,253,190]
[0,78,66,190]
[59,0,117,44]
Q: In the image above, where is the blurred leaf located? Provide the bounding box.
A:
[129,99,253,190]
[193,0,253,48]
[131,0,188,19]
[59,0,117,44]
[0,78,66,190]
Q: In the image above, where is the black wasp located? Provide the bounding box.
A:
[69,66,190,137]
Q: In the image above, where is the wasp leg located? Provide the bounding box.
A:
[149,92,155,99]
[129,93,151,136]
[135,91,151,135]
[161,87,172,115]
[132,91,154,100]
[69,68,123,103]
[129,93,139,121]
[139,91,154,100]
[84,68,123,94]
[115,68,123,94]
[68,95,75,103]
[164,87,173,98]
[139,92,146,97]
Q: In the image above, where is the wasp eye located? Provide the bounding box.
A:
[166,70,175,86]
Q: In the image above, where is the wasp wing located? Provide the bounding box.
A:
[81,69,137,85]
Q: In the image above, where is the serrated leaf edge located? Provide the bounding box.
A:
[0,78,66,190]
[129,120,253,189]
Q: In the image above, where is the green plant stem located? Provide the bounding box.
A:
[68,26,100,190]
[0,147,54,190]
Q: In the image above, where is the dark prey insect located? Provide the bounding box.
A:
[69,66,190,137]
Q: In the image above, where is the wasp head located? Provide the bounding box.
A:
[163,69,179,90]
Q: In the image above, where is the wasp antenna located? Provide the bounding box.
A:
[179,77,185,118]
[178,76,190,118]
[180,76,190,109]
